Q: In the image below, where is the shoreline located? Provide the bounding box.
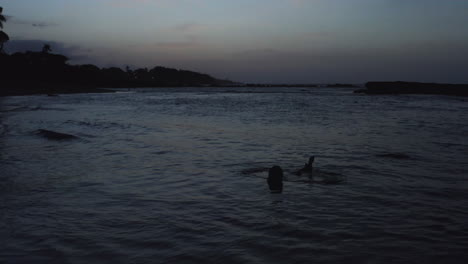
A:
[0,82,358,97]
[355,81,468,96]
[0,82,114,97]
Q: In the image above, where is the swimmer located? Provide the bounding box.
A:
[267,166,283,193]
[295,156,315,176]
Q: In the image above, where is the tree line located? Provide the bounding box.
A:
[0,7,9,53]
[0,7,235,96]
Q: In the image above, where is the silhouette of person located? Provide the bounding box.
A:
[268,166,283,193]
[295,156,314,176]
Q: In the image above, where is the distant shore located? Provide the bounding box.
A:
[0,84,348,97]
[5,80,468,98]
[1,49,362,97]
[0,81,361,97]
[0,50,237,96]
[355,81,468,96]
[0,81,113,96]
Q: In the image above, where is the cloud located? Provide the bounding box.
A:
[157,22,207,48]
[4,39,91,61]
[8,16,58,28]
[172,23,205,33]
[233,48,319,64]
[290,0,306,6]
[105,0,169,8]
[153,41,199,49]
[31,22,57,28]
[304,31,332,38]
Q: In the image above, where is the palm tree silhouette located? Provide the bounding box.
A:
[0,7,6,28]
[42,44,52,53]
[0,7,10,54]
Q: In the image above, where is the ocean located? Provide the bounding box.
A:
[1,87,468,263]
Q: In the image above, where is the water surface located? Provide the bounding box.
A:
[1,87,468,263]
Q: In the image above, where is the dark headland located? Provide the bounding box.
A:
[355,81,468,96]
[0,50,238,97]
[0,48,359,97]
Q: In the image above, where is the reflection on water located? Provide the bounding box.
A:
[1,87,468,263]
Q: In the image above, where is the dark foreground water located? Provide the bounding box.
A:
[1,87,468,263]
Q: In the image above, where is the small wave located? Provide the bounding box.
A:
[35,129,79,140]
[0,105,69,112]
[241,167,269,175]
[310,169,347,184]
[0,105,38,112]
[376,153,411,159]
[0,123,8,136]
[241,166,346,184]
[64,119,133,130]
[152,151,171,155]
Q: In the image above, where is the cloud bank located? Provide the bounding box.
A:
[4,39,91,61]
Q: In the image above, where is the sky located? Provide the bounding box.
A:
[1,0,468,83]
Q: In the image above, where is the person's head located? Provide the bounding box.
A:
[308,156,315,166]
[269,166,283,179]
[268,165,283,193]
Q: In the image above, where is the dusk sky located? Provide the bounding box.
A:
[2,0,468,83]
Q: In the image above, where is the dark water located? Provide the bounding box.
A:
[1,87,468,263]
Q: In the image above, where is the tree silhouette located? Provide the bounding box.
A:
[0,4,235,96]
[42,44,52,53]
[0,7,6,28]
[0,7,10,54]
